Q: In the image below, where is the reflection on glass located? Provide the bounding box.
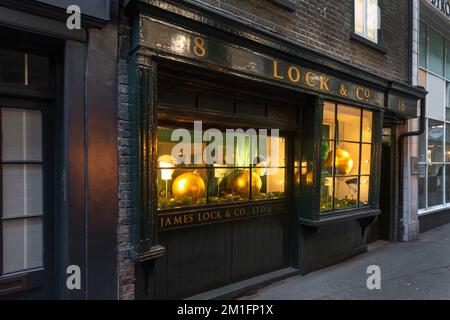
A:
[359,176,370,206]
[446,83,450,121]
[323,102,335,140]
[361,144,371,175]
[446,165,450,204]
[321,140,334,176]
[429,28,445,77]
[428,164,443,207]
[320,176,333,212]
[419,130,427,163]
[446,124,450,162]
[419,22,427,68]
[335,177,358,210]
[337,105,361,142]
[157,127,286,210]
[418,164,426,210]
[354,0,364,35]
[428,119,444,163]
[362,111,373,143]
[366,0,378,41]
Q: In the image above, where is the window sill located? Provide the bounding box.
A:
[0,269,44,296]
[299,208,381,227]
[350,32,388,55]
[419,204,450,216]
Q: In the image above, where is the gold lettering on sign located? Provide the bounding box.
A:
[273,60,284,80]
[356,87,371,101]
[305,72,316,87]
[288,66,301,83]
[193,37,206,57]
[319,76,331,92]
[399,99,406,112]
[340,84,348,96]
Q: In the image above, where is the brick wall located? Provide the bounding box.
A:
[196,0,410,82]
[117,10,136,300]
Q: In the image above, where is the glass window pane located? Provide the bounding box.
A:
[446,82,450,121]
[419,128,427,163]
[447,41,450,80]
[320,176,333,213]
[359,176,370,207]
[260,135,285,167]
[2,164,43,219]
[427,74,446,121]
[429,28,444,77]
[28,54,50,89]
[335,177,358,210]
[428,120,444,162]
[354,0,365,35]
[2,108,42,161]
[366,0,378,42]
[419,22,427,68]
[323,102,335,140]
[334,142,360,176]
[362,110,373,143]
[361,144,372,175]
[418,164,426,209]
[428,164,443,207]
[0,49,25,85]
[337,105,361,142]
[322,140,334,176]
[259,168,285,199]
[446,164,450,203]
[446,124,450,162]
[2,217,43,273]
[158,168,208,209]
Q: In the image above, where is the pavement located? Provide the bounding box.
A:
[240,223,450,300]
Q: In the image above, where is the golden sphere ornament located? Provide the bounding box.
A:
[324,148,354,175]
[233,170,262,198]
[172,171,206,204]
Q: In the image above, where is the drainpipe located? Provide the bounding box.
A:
[397,95,426,241]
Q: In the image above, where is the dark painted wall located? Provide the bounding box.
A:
[63,0,120,300]
[419,210,450,233]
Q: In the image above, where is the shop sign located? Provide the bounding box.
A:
[427,0,450,20]
[139,18,386,109]
[159,201,287,231]
[387,94,418,119]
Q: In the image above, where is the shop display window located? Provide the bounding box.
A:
[321,102,373,213]
[157,127,287,210]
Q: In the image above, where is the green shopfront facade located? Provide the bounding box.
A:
[123,0,426,299]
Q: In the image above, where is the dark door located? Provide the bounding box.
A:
[368,126,395,243]
[0,42,58,298]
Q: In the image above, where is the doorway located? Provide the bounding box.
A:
[368,126,395,243]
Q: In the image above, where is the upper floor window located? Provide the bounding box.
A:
[354,0,380,43]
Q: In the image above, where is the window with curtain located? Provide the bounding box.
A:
[157,126,287,210]
[321,102,373,213]
[1,108,43,275]
[354,0,380,43]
